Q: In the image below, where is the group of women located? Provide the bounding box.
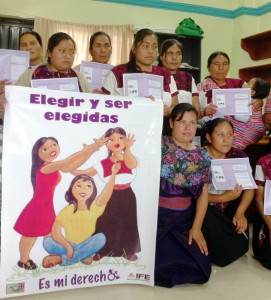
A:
[1,27,271,287]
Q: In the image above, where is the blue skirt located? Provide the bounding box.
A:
[155,204,211,287]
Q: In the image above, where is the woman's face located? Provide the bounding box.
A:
[206,122,234,155]
[107,133,125,153]
[208,54,230,83]
[38,139,60,162]
[48,39,75,72]
[133,34,158,70]
[19,34,42,65]
[90,34,112,64]
[170,111,198,145]
[72,179,94,202]
[160,44,182,73]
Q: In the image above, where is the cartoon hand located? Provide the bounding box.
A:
[66,244,74,260]
[124,134,135,149]
[111,162,121,175]
[93,134,109,147]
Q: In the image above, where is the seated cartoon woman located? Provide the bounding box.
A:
[42,162,120,267]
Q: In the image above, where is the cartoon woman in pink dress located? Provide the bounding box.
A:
[14,136,104,270]
[73,127,141,260]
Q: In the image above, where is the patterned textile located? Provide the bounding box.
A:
[173,70,198,96]
[255,153,271,186]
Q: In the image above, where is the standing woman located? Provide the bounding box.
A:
[203,118,254,266]
[155,103,211,287]
[102,28,178,118]
[158,38,200,116]
[18,32,90,93]
[19,31,43,67]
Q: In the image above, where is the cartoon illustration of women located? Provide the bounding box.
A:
[14,136,105,270]
[42,162,120,268]
[73,127,141,260]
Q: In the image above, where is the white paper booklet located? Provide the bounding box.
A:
[264,180,271,215]
[0,49,30,83]
[80,61,113,90]
[31,77,79,92]
[212,88,252,115]
[211,157,257,190]
[123,73,164,100]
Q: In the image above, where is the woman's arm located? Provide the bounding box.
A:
[123,134,137,169]
[189,183,209,255]
[208,184,243,203]
[52,220,74,259]
[233,189,254,233]
[96,162,120,206]
[41,142,100,174]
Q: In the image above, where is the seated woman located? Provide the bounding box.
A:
[198,51,265,150]
[253,153,271,270]
[155,103,211,287]
[158,38,200,116]
[102,28,178,120]
[19,31,43,67]
[18,32,90,93]
[42,162,120,267]
[202,118,254,267]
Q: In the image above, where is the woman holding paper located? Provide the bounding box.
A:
[102,28,178,120]
[253,153,271,270]
[155,103,212,287]
[197,51,265,150]
[17,32,90,92]
[203,118,254,267]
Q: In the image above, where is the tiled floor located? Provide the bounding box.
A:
[7,245,270,300]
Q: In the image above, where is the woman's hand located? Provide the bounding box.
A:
[0,79,11,94]
[250,98,263,111]
[233,214,248,234]
[188,227,208,255]
[204,103,218,116]
[223,184,243,201]
[163,104,171,117]
[65,244,74,260]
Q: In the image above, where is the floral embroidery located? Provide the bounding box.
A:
[161,136,211,188]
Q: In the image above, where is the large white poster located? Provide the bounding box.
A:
[0,86,163,298]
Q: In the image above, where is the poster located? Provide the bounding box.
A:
[0,86,163,298]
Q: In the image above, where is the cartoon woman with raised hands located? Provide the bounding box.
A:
[14,136,106,270]
[73,127,141,261]
[42,162,120,268]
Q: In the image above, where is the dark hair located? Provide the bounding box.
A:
[207,51,230,68]
[89,31,111,50]
[47,32,76,63]
[105,127,127,157]
[158,38,183,67]
[205,118,234,136]
[31,137,58,191]
[252,78,271,99]
[170,103,198,122]
[127,28,158,73]
[65,174,97,213]
[19,31,43,47]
